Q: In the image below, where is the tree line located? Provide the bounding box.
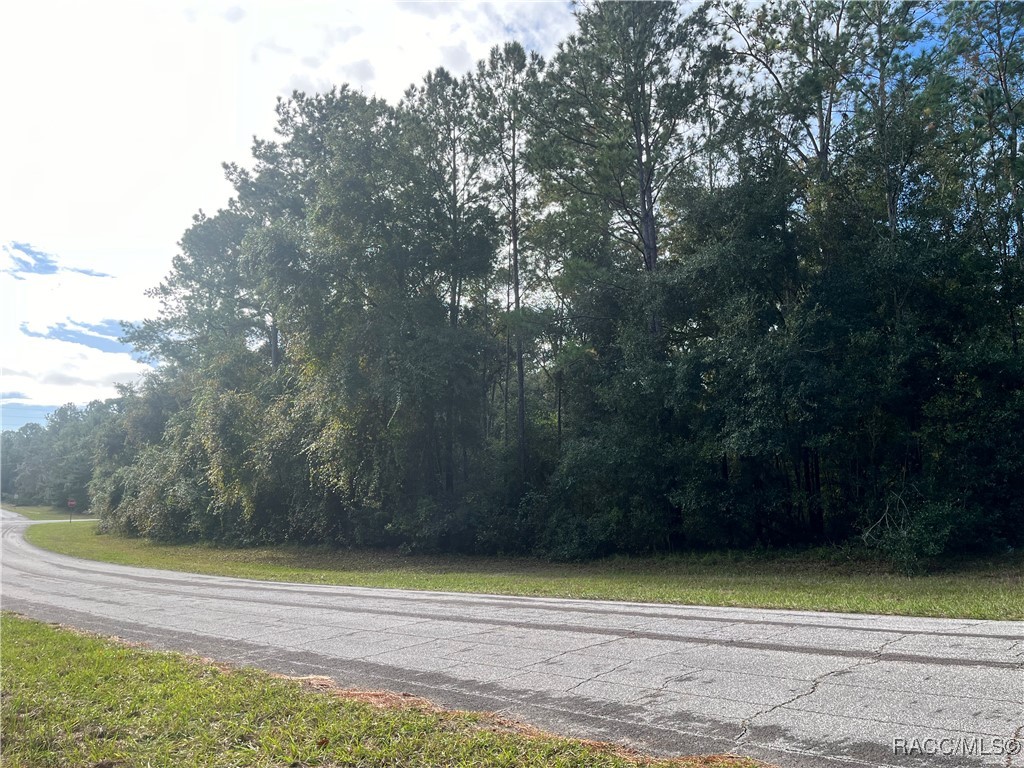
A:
[5,1,1023,569]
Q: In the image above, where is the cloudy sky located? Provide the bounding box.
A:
[0,0,576,430]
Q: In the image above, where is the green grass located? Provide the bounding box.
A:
[24,521,1024,620]
[5,504,92,521]
[0,613,763,768]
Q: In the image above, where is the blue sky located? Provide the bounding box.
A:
[18,319,140,358]
[0,0,575,431]
[3,242,113,280]
[1,241,153,428]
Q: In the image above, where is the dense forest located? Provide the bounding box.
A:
[5,1,1023,569]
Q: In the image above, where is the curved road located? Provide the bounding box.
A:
[2,510,1021,767]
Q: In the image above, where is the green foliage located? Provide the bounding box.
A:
[6,1,1023,566]
[861,495,965,575]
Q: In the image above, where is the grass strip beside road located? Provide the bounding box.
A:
[5,504,92,521]
[1,613,763,768]
[24,521,1023,620]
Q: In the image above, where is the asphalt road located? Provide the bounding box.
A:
[1,510,1021,768]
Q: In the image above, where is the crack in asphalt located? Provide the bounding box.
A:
[562,658,635,697]
[516,633,644,699]
[733,633,911,746]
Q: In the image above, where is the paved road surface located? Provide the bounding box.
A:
[1,510,1021,767]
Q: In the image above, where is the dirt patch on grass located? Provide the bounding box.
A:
[275,673,440,711]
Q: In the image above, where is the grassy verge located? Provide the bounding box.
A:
[0,613,762,768]
[4,504,92,521]
[24,521,1023,620]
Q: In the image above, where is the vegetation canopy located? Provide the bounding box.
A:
[4,1,1023,572]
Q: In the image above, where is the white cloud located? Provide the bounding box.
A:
[252,37,294,63]
[440,42,473,72]
[1,243,154,407]
[327,25,362,45]
[340,58,375,88]
[1,333,145,406]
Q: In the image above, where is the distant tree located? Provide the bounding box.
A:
[538,0,720,338]
[472,42,543,483]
